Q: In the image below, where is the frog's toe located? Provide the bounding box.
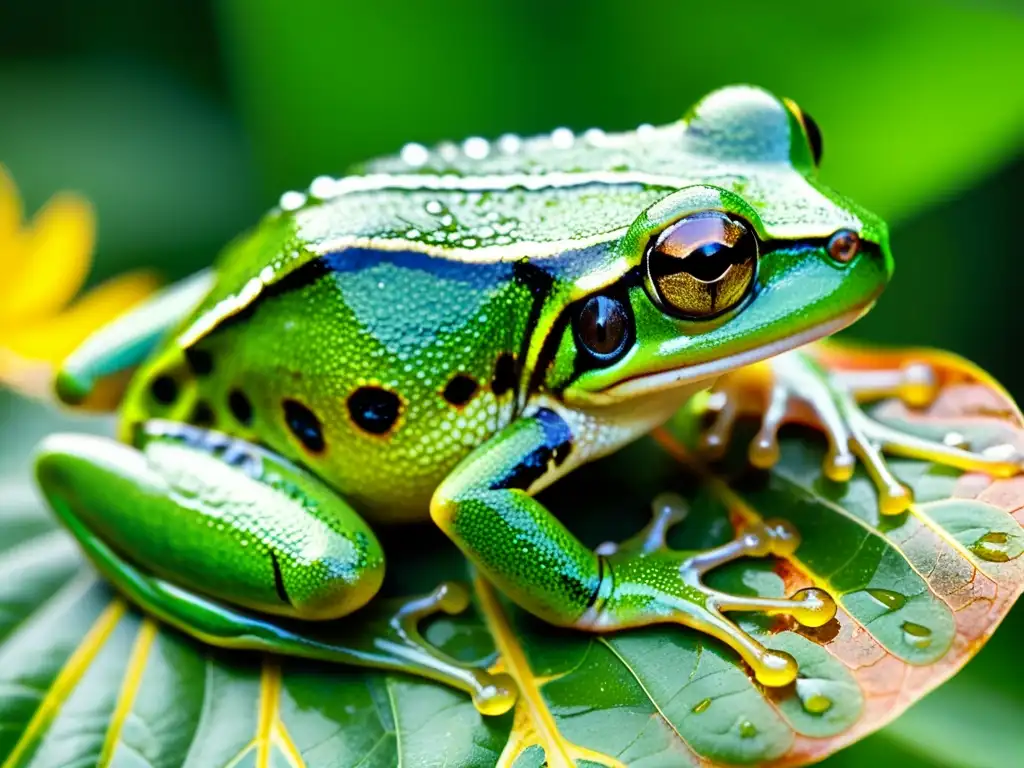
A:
[392,581,473,630]
[711,587,837,629]
[672,599,802,687]
[833,359,940,407]
[602,491,689,557]
[755,650,800,687]
[472,674,518,717]
[384,583,519,716]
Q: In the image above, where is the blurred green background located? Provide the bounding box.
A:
[1,1,1022,765]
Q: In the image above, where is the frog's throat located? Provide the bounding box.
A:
[569,305,869,407]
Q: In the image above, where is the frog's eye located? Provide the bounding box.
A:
[643,212,757,319]
[574,294,633,363]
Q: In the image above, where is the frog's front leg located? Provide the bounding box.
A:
[432,409,835,687]
[36,422,515,715]
[702,349,1024,514]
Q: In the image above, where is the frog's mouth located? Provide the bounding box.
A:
[585,305,868,405]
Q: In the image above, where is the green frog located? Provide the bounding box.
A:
[36,86,1021,716]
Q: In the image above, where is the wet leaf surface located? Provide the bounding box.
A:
[2,344,1022,767]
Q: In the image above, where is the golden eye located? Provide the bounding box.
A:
[643,212,758,319]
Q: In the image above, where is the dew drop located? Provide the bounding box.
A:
[438,142,459,162]
[279,190,306,211]
[804,693,833,714]
[739,720,757,738]
[583,127,606,144]
[309,175,336,198]
[796,679,833,715]
[425,200,445,215]
[970,531,1011,562]
[636,122,656,138]
[550,126,574,149]
[400,142,429,167]
[462,136,490,160]
[866,588,907,612]
[497,133,521,154]
[902,621,933,649]
[692,698,711,714]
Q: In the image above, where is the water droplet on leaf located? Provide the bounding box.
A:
[739,720,757,738]
[866,588,906,611]
[692,698,711,714]
[796,679,833,715]
[970,531,1012,562]
[902,621,933,649]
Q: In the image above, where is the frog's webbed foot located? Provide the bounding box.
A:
[701,351,1023,515]
[586,494,836,687]
[377,582,517,715]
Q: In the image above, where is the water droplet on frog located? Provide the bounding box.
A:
[404,228,421,240]
[439,214,455,227]
[692,698,711,714]
[400,142,429,167]
[970,531,1012,562]
[461,238,478,248]
[425,200,445,216]
[497,133,521,154]
[462,136,490,160]
[309,175,336,198]
[550,127,574,149]
[739,720,757,738]
[583,127,606,144]
[636,122,655,138]
[436,141,459,162]
[279,190,306,211]
[866,588,906,611]
[902,621,933,649]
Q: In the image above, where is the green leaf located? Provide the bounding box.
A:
[2,343,1023,767]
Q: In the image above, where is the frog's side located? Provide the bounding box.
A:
[38,86,1021,715]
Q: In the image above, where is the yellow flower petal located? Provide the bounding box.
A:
[0,167,26,294]
[0,165,24,249]
[0,269,160,398]
[0,191,95,323]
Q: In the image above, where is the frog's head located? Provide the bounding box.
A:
[550,85,892,409]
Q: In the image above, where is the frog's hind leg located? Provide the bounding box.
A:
[35,422,515,715]
[56,269,213,408]
[432,410,834,688]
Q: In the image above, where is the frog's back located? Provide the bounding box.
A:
[118,85,845,522]
[119,228,553,522]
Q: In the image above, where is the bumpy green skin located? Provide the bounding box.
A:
[37,86,892,695]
